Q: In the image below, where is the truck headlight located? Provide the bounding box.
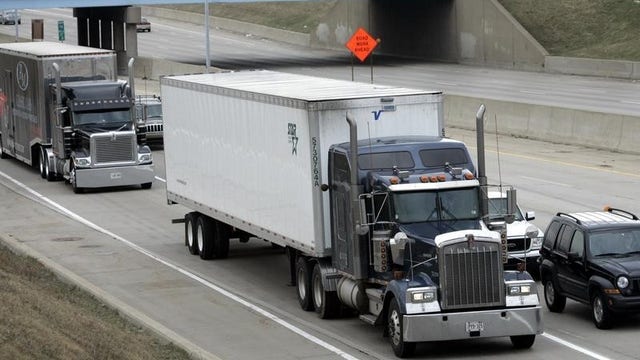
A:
[617,276,629,289]
[138,152,152,164]
[73,156,91,168]
[530,236,543,250]
[407,287,437,303]
[508,284,532,296]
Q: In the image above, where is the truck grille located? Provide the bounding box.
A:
[439,240,505,310]
[91,131,136,164]
[145,123,163,134]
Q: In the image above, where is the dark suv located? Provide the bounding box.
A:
[539,207,640,329]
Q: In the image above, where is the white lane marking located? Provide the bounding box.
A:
[154,176,166,183]
[436,81,458,86]
[0,170,358,360]
[519,175,571,187]
[542,333,612,360]
[520,89,546,95]
[619,100,640,105]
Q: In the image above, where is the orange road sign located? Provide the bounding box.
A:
[345,27,378,62]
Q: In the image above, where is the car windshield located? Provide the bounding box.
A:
[393,187,479,223]
[488,197,524,221]
[146,104,162,118]
[589,228,640,256]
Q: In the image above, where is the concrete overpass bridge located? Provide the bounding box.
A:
[0,0,546,73]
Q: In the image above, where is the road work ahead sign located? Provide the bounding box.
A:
[346,28,378,62]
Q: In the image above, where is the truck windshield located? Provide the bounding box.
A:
[393,187,479,223]
[74,110,131,126]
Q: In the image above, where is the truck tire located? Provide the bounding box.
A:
[592,291,613,329]
[510,334,535,349]
[39,147,47,179]
[70,164,83,194]
[212,220,231,259]
[197,216,214,260]
[296,257,314,311]
[0,135,7,159]
[185,212,199,255]
[543,278,566,312]
[141,182,152,189]
[388,299,415,358]
[312,262,341,319]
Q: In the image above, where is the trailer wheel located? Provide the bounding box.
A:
[185,212,199,255]
[197,216,215,260]
[510,334,536,349]
[212,221,230,259]
[388,299,415,358]
[296,257,314,311]
[312,262,341,319]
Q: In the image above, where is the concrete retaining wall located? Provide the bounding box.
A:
[445,95,640,154]
[455,0,548,71]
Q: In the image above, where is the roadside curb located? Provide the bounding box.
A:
[0,233,221,360]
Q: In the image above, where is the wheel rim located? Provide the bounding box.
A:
[593,296,604,323]
[39,150,45,176]
[545,281,555,304]
[312,270,323,309]
[187,220,194,247]
[389,307,402,346]
[297,266,307,300]
[197,222,204,252]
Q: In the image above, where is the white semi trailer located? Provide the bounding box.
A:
[161,70,542,357]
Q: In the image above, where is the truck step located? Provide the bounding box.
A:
[359,314,377,325]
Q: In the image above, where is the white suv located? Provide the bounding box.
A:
[488,191,544,277]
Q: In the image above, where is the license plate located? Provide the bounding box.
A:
[466,321,484,332]
[110,172,122,180]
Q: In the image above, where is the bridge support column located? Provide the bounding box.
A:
[73,6,141,75]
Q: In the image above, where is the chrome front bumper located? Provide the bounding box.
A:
[75,164,154,188]
[403,306,543,342]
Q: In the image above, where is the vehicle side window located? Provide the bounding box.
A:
[557,224,574,253]
[569,230,584,257]
[542,221,561,250]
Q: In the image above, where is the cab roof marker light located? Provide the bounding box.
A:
[420,175,429,183]
[437,174,446,182]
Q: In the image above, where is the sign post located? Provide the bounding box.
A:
[345,27,379,83]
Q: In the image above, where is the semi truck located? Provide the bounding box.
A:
[161,70,542,357]
[0,42,154,193]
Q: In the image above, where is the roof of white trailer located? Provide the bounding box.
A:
[164,70,440,102]
[0,41,114,57]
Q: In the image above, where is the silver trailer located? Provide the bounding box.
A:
[0,42,154,192]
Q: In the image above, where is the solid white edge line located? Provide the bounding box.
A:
[0,170,358,360]
[542,333,611,360]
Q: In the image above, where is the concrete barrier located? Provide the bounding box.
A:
[545,56,640,80]
[445,94,640,154]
